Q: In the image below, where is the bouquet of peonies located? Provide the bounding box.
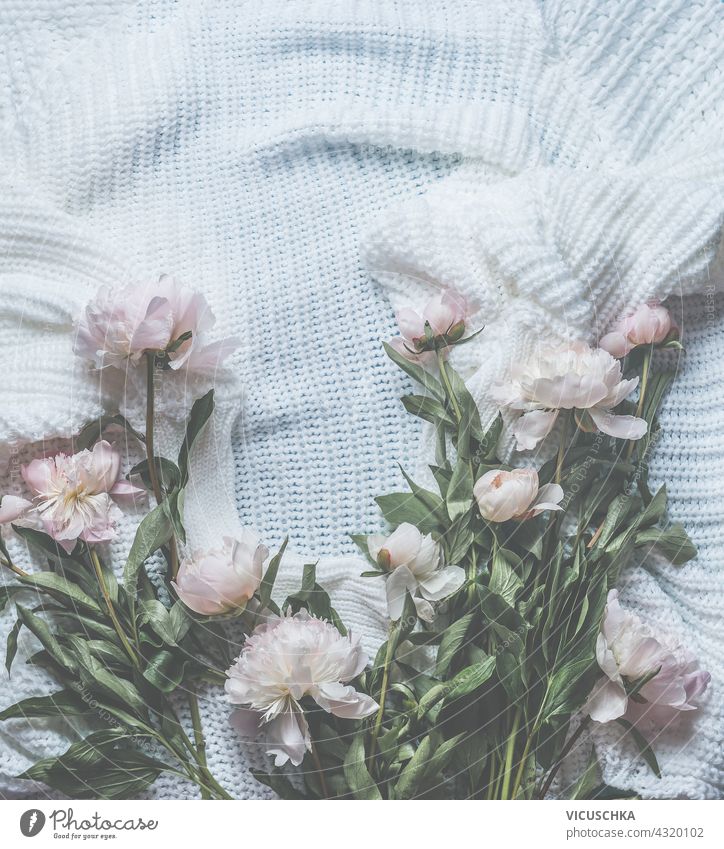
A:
[0,281,710,800]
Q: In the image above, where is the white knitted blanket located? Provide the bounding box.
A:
[0,0,722,800]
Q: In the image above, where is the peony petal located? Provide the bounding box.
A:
[586,677,629,723]
[418,564,466,601]
[265,706,311,767]
[529,482,564,516]
[599,331,632,358]
[396,307,425,342]
[528,374,608,410]
[0,495,33,524]
[110,479,146,501]
[229,707,262,738]
[514,409,559,451]
[22,459,53,495]
[314,682,379,719]
[385,565,417,621]
[589,407,648,440]
[413,596,436,622]
[184,336,241,371]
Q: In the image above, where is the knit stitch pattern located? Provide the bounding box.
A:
[0,0,722,799]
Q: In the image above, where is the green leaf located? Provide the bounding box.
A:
[375,492,441,534]
[541,657,596,724]
[142,650,188,693]
[178,389,215,485]
[446,456,473,521]
[17,571,102,614]
[383,341,445,403]
[616,719,661,778]
[343,732,382,800]
[639,485,668,528]
[444,656,496,701]
[74,414,145,451]
[0,690,91,721]
[137,599,177,646]
[129,457,181,494]
[0,585,25,613]
[489,549,523,605]
[435,612,474,676]
[476,412,503,462]
[395,734,434,799]
[251,769,306,799]
[401,394,454,427]
[258,536,288,610]
[634,524,697,565]
[571,748,602,800]
[283,563,347,634]
[5,618,22,674]
[123,502,173,589]
[18,730,165,799]
[11,526,81,566]
[15,604,78,673]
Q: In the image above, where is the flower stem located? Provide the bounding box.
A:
[87,545,140,669]
[368,622,396,768]
[144,352,179,578]
[537,715,591,799]
[556,410,571,484]
[500,707,521,799]
[436,349,462,423]
[310,740,330,799]
[510,732,533,800]
[625,346,652,462]
[188,685,211,800]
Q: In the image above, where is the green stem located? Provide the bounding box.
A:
[437,349,462,423]
[510,733,533,800]
[145,352,179,578]
[537,715,591,799]
[368,623,396,767]
[310,740,330,799]
[626,346,651,462]
[88,545,139,669]
[556,410,571,484]
[188,686,211,800]
[500,707,521,799]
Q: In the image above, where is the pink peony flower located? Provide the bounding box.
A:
[600,301,674,358]
[586,590,710,727]
[75,274,240,371]
[226,610,378,766]
[0,495,33,525]
[474,468,563,523]
[172,532,268,616]
[367,523,465,622]
[18,441,143,552]
[492,341,648,450]
[392,288,468,356]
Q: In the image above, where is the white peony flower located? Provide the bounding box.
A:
[586,590,710,727]
[367,522,465,622]
[225,610,378,767]
[171,531,267,616]
[492,341,648,451]
[474,468,564,522]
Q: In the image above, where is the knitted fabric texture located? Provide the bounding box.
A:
[0,0,722,800]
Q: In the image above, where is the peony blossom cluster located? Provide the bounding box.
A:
[367,523,465,622]
[493,341,648,450]
[226,610,378,766]
[0,441,141,552]
[75,274,240,372]
[586,590,710,727]
[600,301,674,358]
[474,468,563,522]
[172,532,268,615]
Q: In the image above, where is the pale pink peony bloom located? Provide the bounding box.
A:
[226,610,378,766]
[172,532,268,616]
[75,274,240,371]
[392,288,468,356]
[474,468,564,523]
[492,341,648,450]
[586,590,710,727]
[0,495,33,525]
[600,301,674,358]
[367,522,465,622]
[18,441,143,552]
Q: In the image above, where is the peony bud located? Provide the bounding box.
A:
[600,301,674,358]
[172,532,268,616]
[474,468,564,522]
[394,288,469,353]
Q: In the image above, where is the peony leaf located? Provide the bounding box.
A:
[178,388,215,485]
[634,524,697,565]
[383,341,445,403]
[258,536,288,611]
[0,690,91,721]
[435,612,474,676]
[616,719,661,778]
[343,732,382,800]
[123,502,173,589]
[5,617,22,675]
